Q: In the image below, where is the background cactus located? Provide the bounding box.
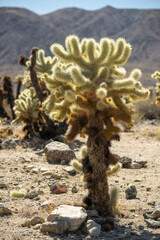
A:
[0,75,15,120]
[12,87,42,136]
[16,48,67,138]
[42,35,149,217]
[151,71,160,104]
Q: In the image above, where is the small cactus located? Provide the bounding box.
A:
[12,87,40,124]
[152,71,160,104]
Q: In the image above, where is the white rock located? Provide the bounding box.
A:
[41,200,54,207]
[86,220,101,237]
[42,171,53,176]
[40,167,50,172]
[47,205,87,231]
[44,142,76,163]
[41,221,69,234]
[145,219,160,228]
[149,205,160,219]
[63,166,76,175]
[31,168,39,173]
[25,165,34,170]
[135,156,147,166]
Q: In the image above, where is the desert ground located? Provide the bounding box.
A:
[0,120,160,240]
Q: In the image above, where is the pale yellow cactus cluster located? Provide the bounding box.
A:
[35,49,57,75]
[22,71,32,87]
[151,71,160,104]
[42,35,149,141]
[12,87,40,124]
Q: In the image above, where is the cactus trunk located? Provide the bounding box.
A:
[85,113,112,216]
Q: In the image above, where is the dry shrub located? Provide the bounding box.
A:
[135,92,160,122]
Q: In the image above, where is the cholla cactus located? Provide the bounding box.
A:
[26,49,57,77]
[12,87,41,135]
[151,71,160,104]
[43,35,149,216]
[35,49,57,75]
[71,145,122,178]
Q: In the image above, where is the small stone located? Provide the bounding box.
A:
[0,204,12,215]
[1,139,17,149]
[25,190,39,199]
[42,171,53,176]
[145,219,160,228]
[135,156,147,167]
[86,220,101,237]
[50,183,67,194]
[63,166,76,175]
[33,224,42,230]
[71,186,78,193]
[131,163,142,169]
[25,165,34,170]
[0,181,7,188]
[120,157,132,168]
[44,141,76,163]
[30,216,45,226]
[31,168,39,174]
[47,205,87,231]
[41,221,69,234]
[51,172,62,179]
[21,220,31,227]
[41,200,54,209]
[93,217,114,231]
[40,167,50,172]
[146,187,151,191]
[125,184,137,199]
[149,205,160,218]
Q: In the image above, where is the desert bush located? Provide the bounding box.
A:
[42,35,149,216]
[135,90,160,121]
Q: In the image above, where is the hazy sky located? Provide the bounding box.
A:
[0,0,160,14]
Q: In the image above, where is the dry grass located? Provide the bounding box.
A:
[135,93,160,122]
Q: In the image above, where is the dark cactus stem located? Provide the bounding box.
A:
[0,89,10,119]
[2,75,15,119]
[84,112,112,217]
[29,48,46,102]
[16,79,22,99]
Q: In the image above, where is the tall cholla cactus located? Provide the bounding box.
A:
[43,35,149,216]
[12,87,41,134]
[151,71,160,104]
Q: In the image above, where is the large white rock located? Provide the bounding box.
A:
[47,205,87,231]
[44,142,76,163]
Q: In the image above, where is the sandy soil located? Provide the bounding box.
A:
[0,120,160,240]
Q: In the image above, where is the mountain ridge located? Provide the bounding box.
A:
[0,6,160,86]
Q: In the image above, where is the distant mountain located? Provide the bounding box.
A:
[0,6,160,86]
